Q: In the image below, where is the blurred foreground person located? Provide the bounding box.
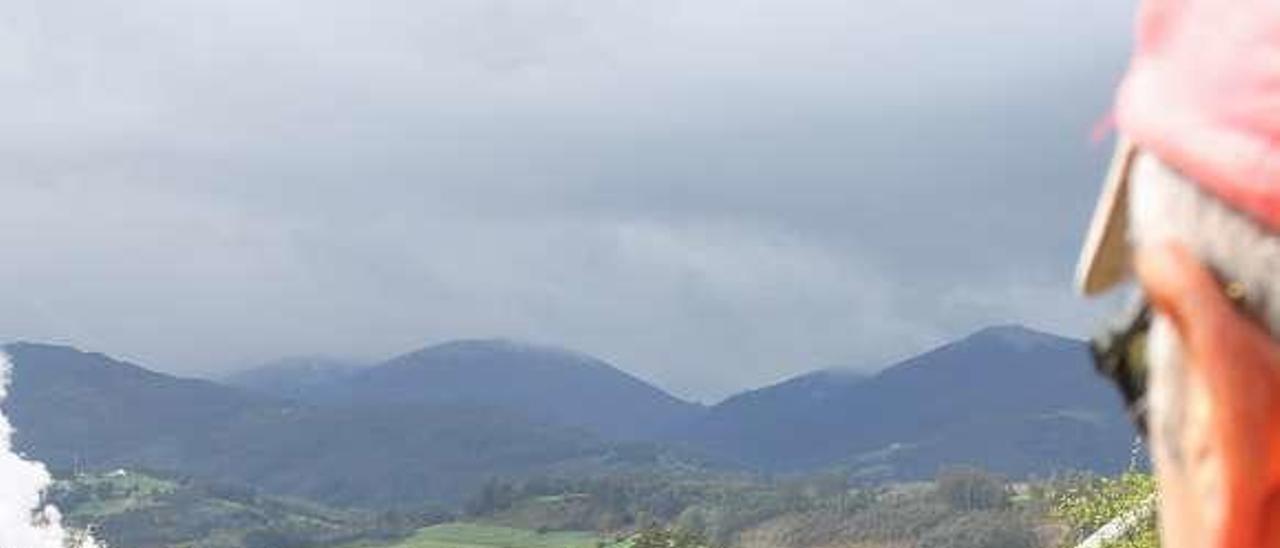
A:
[1078,2,1280,547]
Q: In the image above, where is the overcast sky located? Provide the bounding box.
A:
[2,0,1137,402]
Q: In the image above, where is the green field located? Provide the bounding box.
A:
[345,523,629,548]
[52,470,379,547]
[57,471,634,548]
[59,470,178,518]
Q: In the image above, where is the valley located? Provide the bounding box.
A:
[3,325,1142,547]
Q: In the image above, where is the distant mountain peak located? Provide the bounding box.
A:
[340,338,702,440]
[427,337,526,350]
[387,336,645,377]
[3,341,118,367]
[5,341,78,353]
[963,324,1079,349]
[406,338,589,361]
[677,323,1127,475]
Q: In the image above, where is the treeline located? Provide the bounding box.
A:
[465,474,732,530]
[682,467,1039,547]
[49,471,454,548]
[465,466,1052,548]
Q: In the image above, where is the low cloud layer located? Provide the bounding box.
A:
[2,0,1134,401]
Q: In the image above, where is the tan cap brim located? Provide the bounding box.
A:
[1076,138,1139,296]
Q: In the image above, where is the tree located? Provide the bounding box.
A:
[936,467,1010,511]
[465,478,518,516]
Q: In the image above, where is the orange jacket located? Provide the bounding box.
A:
[1117,1,1280,231]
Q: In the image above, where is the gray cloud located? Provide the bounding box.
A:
[2,0,1136,401]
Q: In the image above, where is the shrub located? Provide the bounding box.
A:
[936,467,1010,511]
[916,511,1038,548]
[1052,473,1157,548]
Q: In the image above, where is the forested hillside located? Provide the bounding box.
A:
[3,343,613,507]
[677,326,1136,477]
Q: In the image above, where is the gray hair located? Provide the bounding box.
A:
[1128,152,1280,465]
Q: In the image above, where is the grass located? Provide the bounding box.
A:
[344,522,630,548]
[59,471,636,548]
[56,470,178,518]
[54,470,378,548]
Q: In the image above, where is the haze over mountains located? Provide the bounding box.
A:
[230,340,704,440]
[223,356,363,403]
[1,325,1136,510]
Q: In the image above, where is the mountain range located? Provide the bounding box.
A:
[229,340,703,441]
[674,325,1136,477]
[3,343,605,507]
[1,325,1137,509]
